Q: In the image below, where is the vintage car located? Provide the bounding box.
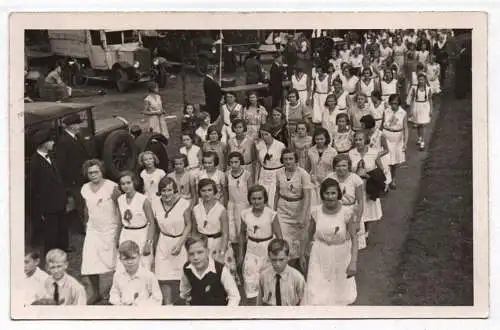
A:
[24,102,169,181]
[47,30,157,92]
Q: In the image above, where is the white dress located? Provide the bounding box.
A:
[408,85,431,125]
[382,107,407,165]
[312,75,329,124]
[117,192,152,270]
[241,206,276,298]
[151,196,190,281]
[303,205,357,306]
[166,171,193,200]
[426,63,441,94]
[348,147,383,222]
[380,79,397,104]
[140,168,166,201]
[322,106,346,140]
[227,169,251,243]
[81,180,120,275]
[327,172,366,250]
[144,94,169,139]
[194,169,227,204]
[370,101,386,131]
[359,79,375,98]
[180,145,201,175]
[192,202,226,257]
[292,73,309,105]
[221,103,243,144]
[256,139,286,209]
[368,129,392,185]
[341,75,360,108]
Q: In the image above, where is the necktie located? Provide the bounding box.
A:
[275,274,282,306]
[53,282,59,305]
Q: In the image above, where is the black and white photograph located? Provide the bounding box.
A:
[10,12,488,319]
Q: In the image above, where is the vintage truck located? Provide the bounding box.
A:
[47,30,167,92]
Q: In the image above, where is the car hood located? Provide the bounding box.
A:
[95,117,128,135]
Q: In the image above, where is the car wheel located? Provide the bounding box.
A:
[135,132,169,172]
[102,130,138,180]
[114,67,129,93]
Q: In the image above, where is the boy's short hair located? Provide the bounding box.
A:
[46,249,67,264]
[118,240,140,259]
[25,246,41,260]
[184,234,208,251]
[267,238,290,256]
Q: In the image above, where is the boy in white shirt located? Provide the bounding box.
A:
[109,240,163,306]
[24,248,50,306]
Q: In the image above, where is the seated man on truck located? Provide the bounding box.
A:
[42,62,72,102]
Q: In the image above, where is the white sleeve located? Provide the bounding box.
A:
[220,267,241,306]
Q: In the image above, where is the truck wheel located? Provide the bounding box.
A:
[102,130,138,180]
[114,67,129,93]
[135,132,169,172]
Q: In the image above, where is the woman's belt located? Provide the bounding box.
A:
[336,148,352,154]
[201,232,223,239]
[123,223,148,230]
[341,200,356,206]
[248,235,273,243]
[315,236,348,246]
[261,165,284,171]
[374,117,383,121]
[415,100,428,103]
[349,92,357,95]
[296,89,307,92]
[160,230,183,238]
[383,127,403,132]
[315,91,328,95]
[279,195,303,202]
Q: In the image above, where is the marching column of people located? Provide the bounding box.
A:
[26,28,464,306]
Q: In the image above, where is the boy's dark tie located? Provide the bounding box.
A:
[53,282,59,305]
[275,274,282,306]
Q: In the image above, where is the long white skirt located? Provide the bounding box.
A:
[117,226,153,271]
[243,238,272,298]
[258,167,280,209]
[277,198,306,260]
[428,78,441,94]
[312,92,327,123]
[154,233,187,281]
[383,130,406,165]
[412,101,431,125]
[81,224,119,275]
[303,239,357,305]
[227,201,249,243]
[298,90,308,106]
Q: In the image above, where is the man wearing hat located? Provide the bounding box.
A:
[203,64,223,123]
[28,128,69,255]
[55,113,92,235]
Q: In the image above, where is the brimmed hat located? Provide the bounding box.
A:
[32,128,55,147]
[62,113,83,126]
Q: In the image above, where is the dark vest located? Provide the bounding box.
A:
[183,261,228,306]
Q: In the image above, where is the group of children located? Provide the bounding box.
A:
[24,28,449,308]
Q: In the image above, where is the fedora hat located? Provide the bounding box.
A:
[32,128,55,147]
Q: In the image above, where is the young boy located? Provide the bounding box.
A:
[179,234,240,306]
[109,240,163,306]
[42,249,87,305]
[24,247,50,306]
[257,239,305,306]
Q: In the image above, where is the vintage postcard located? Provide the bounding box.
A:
[10,11,488,320]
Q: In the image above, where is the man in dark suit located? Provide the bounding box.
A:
[269,53,285,109]
[283,36,298,78]
[28,128,69,255]
[203,65,223,123]
[55,113,91,234]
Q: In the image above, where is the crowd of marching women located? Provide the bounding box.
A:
[25,28,467,307]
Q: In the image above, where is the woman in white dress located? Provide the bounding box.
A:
[407,74,433,150]
[327,154,366,249]
[117,171,156,271]
[426,54,441,94]
[311,65,330,125]
[291,65,310,106]
[301,178,358,305]
[357,67,378,101]
[331,78,350,112]
[340,65,360,109]
[370,90,386,131]
[392,35,407,69]
[143,82,169,139]
[382,94,409,189]
[321,94,344,140]
[138,151,166,201]
[239,185,282,303]
[80,159,121,303]
[167,154,196,202]
[151,177,192,305]
[380,68,398,105]
[255,124,286,209]
[349,131,384,240]
[220,91,243,144]
[274,148,312,271]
